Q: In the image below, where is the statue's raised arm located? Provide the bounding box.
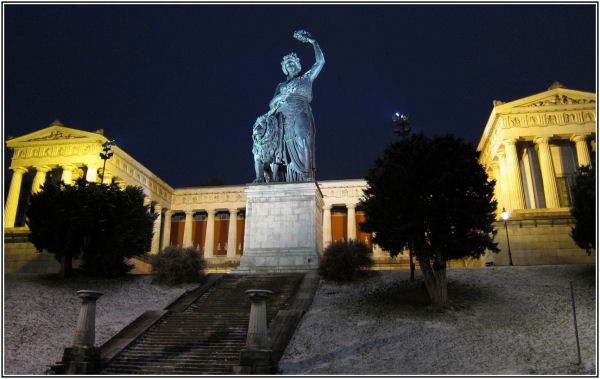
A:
[293,30,325,82]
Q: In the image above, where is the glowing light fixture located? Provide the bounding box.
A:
[392,112,411,137]
[501,207,514,266]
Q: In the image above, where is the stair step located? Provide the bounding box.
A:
[102,273,304,374]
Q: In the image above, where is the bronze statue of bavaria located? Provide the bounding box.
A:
[253,30,324,183]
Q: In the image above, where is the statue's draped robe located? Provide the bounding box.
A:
[277,73,316,182]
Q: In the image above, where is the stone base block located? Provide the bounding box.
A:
[234,182,323,273]
[48,346,101,375]
[232,349,274,374]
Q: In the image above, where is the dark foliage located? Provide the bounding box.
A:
[318,240,373,281]
[151,246,206,286]
[26,179,157,277]
[570,164,596,255]
[359,133,499,309]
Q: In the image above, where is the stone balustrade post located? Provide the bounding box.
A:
[227,208,238,258]
[72,290,103,348]
[48,290,104,374]
[322,205,332,249]
[5,167,28,228]
[204,209,216,258]
[233,289,274,374]
[245,289,272,349]
[571,134,592,167]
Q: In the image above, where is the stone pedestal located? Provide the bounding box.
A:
[234,182,322,273]
[233,289,275,375]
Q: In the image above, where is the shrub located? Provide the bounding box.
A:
[151,246,206,285]
[318,240,373,281]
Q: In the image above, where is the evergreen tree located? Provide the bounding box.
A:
[360,133,499,310]
[570,164,596,255]
[26,179,157,277]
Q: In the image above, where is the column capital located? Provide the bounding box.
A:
[61,163,78,170]
[534,136,550,145]
[323,204,332,210]
[206,208,216,215]
[228,208,238,214]
[164,209,173,216]
[185,209,195,216]
[503,138,518,146]
[33,165,52,172]
[570,134,588,143]
[10,166,28,174]
[346,202,358,210]
[496,150,505,159]
[153,203,162,212]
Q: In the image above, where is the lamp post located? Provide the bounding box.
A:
[99,140,114,183]
[392,112,411,137]
[392,112,415,280]
[501,208,514,266]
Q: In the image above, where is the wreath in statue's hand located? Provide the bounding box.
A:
[293,30,312,43]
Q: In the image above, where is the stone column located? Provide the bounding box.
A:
[204,209,215,258]
[535,137,560,209]
[503,139,526,210]
[31,165,51,194]
[102,172,112,185]
[150,204,162,254]
[322,205,332,249]
[4,167,28,228]
[571,134,592,167]
[161,210,172,250]
[227,208,238,258]
[72,290,103,348]
[85,164,98,182]
[183,210,194,248]
[61,164,77,185]
[490,161,505,213]
[346,203,357,241]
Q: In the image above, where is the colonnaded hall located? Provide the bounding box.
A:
[4,82,596,273]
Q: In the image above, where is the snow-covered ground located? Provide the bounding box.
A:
[279,264,596,375]
[3,265,596,375]
[3,274,196,375]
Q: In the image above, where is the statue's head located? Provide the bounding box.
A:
[281,52,301,77]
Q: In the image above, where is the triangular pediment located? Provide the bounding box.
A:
[6,122,108,147]
[496,87,596,111]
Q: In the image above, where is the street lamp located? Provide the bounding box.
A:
[501,208,514,266]
[99,140,115,183]
[392,112,415,279]
[392,112,411,137]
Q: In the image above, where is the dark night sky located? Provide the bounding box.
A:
[3,3,597,190]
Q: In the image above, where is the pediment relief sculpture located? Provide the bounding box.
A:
[25,129,86,142]
[519,94,595,108]
[502,111,595,129]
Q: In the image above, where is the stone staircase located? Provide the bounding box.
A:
[101,273,304,375]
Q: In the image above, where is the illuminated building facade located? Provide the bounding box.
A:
[477,83,596,265]
[4,84,595,272]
